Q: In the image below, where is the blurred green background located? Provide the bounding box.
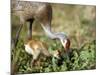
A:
[11,3,96,73]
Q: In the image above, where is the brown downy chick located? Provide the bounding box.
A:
[24,39,60,67]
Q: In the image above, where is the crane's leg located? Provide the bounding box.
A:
[11,15,25,50]
[27,19,34,40]
[11,23,24,50]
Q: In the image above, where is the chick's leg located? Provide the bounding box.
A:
[31,52,40,67]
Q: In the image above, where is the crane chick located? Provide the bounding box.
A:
[24,39,61,67]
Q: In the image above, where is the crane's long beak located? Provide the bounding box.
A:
[64,38,70,52]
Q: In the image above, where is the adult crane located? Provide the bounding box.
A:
[11,0,70,52]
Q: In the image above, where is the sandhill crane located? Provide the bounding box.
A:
[11,0,70,52]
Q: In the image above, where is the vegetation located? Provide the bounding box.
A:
[11,4,96,74]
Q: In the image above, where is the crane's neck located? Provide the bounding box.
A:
[41,24,67,40]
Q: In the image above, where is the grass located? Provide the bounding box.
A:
[11,38,96,74]
[11,3,96,74]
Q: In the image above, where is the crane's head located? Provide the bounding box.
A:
[60,38,70,52]
[56,32,70,52]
